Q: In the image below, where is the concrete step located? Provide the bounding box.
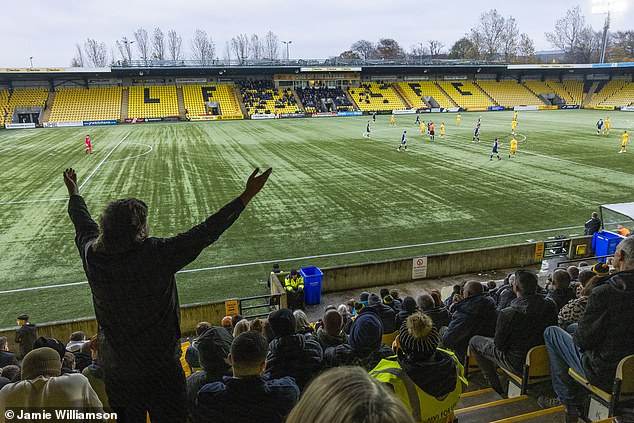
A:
[455,395,540,423]
[490,405,565,423]
[457,388,502,409]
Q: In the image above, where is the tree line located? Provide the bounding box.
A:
[72,7,634,67]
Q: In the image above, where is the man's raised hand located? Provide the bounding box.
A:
[240,167,272,206]
[63,168,79,196]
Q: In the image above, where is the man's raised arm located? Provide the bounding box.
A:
[64,168,99,255]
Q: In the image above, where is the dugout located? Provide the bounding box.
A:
[600,202,634,235]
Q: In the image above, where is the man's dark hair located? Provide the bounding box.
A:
[0,337,7,349]
[231,331,268,367]
[94,198,148,253]
[552,269,572,289]
[416,294,435,311]
[514,269,538,295]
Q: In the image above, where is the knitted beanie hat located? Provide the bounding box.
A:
[21,347,62,380]
[592,262,610,276]
[399,313,440,360]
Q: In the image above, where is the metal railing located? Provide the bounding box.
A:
[238,293,282,318]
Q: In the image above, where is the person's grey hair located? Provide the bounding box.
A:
[293,309,311,331]
[618,236,634,268]
[337,304,350,319]
[416,293,435,311]
[232,319,250,338]
[285,367,416,423]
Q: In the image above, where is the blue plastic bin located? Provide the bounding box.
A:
[300,266,324,305]
[592,231,622,262]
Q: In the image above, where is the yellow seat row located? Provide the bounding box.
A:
[242,88,299,116]
[181,84,242,117]
[128,86,179,119]
[476,80,543,108]
[588,80,634,107]
[3,88,49,125]
[396,82,455,109]
[524,80,583,105]
[49,87,121,122]
[437,81,495,109]
[349,82,406,111]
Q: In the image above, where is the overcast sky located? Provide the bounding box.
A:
[2,0,632,67]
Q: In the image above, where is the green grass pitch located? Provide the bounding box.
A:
[0,109,632,327]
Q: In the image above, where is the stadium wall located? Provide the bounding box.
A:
[0,236,592,350]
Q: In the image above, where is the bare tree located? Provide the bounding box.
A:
[223,41,232,64]
[71,43,85,67]
[152,28,166,60]
[518,33,537,61]
[84,38,108,67]
[167,30,183,61]
[500,17,520,62]
[449,36,479,59]
[250,34,262,60]
[115,36,134,64]
[190,29,215,65]
[351,40,376,61]
[230,34,250,64]
[134,28,150,64]
[263,30,280,60]
[410,44,429,58]
[609,31,634,61]
[545,6,595,63]
[471,9,506,61]
[428,40,445,58]
[339,50,360,60]
[376,38,404,59]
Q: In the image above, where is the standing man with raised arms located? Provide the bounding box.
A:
[63,166,271,423]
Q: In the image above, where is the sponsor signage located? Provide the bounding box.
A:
[311,112,337,118]
[0,67,110,73]
[44,121,83,127]
[83,120,117,126]
[514,105,539,111]
[275,72,360,81]
[280,113,306,118]
[392,109,416,115]
[190,115,220,121]
[621,107,634,112]
[467,107,488,112]
[593,105,615,111]
[560,105,580,110]
[5,123,36,129]
[488,106,505,111]
[251,114,277,120]
[443,75,467,80]
[175,78,207,83]
[538,105,560,110]
[300,67,361,72]
[337,111,362,117]
[412,257,428,280]
[447,108,461,113]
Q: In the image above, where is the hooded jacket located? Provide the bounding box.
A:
[15,324,37,359]
[546,287,577,311]
[495,294,558,369]
[365,303,397,334]
[315,327,348,350]
[443,294,497,363]
[266,334,323,391]
[395,297,418,329]
[574,269,634,391]
[424,306,451,329]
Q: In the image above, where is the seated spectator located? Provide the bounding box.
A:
[324,311,394,370]
[539,237,634,422]
[370,313,466,422]
[567,266,580,282]
[359,291,370,307]
[293,310,314,335]
[233,319,251,338]
[443,281,498,364]
[430,290,444,308]
[487,280,498,291]
[417,293,451,330]
[617,224,631,237]
[284,269,305,310]
[0,347,103,409]
[337,304,354,334]
[62,351,77,374]
[286,366,415,423]
[469,269,558,397]
[186,321,212,370]
[249,318,267,336]
[32,337,69,373]
[316,309,348,350]
[221,316,233,333]
[558,276,599,333]
[73,340,93,373]
[496,274,516,311]
[1,365,20,383]
[82,335,108,409]
[66,331,86,353]
[395,296,418,329]
[546,269,577,310]
[266,309,323,390]
[444,285,462,308]
[0,337,18,367]
[367,293,397,334]
[15,313,37,360]
[197,331,300,423]
[186,327,233,422]
[390,289,403,309]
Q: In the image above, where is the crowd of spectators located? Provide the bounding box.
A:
[295,87,353,113]
[240,81,298,115]
[2,240,634,422]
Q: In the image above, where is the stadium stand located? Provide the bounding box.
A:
[523,80,584,106]
[296,87,354,113]
[396,82,456,109]
[476,80,545,108]
[0,88,9,125]
[240,81,299,116]
[48,87,122,122]
[3,88,49,124]
[437,81,496,109]
[127,85,179,119]
[587,79,634,108]
[348,82,406,111]
[181,84,243,118]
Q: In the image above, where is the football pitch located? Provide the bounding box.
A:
[0,109,632,328]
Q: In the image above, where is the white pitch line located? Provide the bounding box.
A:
[106,143,153,163]
[79,133,130,190]
[0,197,68,206]
[0,224,583,295]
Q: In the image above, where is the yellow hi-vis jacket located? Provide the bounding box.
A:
[284,275,304,291]
[370,349,467,423]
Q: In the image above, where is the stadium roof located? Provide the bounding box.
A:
[601,203,634,220]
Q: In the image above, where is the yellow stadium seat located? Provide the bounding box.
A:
[499,345,551,397]
[437,81,495,109]
[49,87,122,122]
[587,80,634,108]
[128,86,179,119]
[396,82,455,109]
[3,88,48,125]
[348,82,407,112]
[476,80,544,108]
[181,84,243,118]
